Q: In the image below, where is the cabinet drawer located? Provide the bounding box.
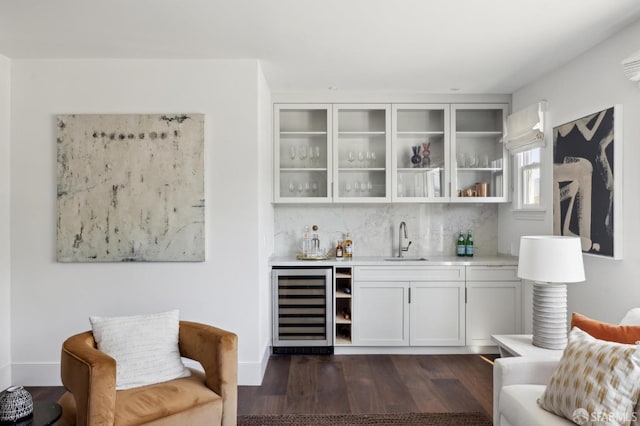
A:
[465,266,518,281]
[355,266,465,282]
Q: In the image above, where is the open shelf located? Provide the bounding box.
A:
[334,266,353,345]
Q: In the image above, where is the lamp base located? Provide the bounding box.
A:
[532,282,567,350]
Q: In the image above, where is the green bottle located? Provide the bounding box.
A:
[465,230,474,257]
[456,231,466,256]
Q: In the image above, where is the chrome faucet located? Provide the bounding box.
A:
[398,221,412,258]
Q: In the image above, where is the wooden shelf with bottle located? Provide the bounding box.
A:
[334,266,353,345]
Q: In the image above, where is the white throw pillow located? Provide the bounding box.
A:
[89,310,190,390]
[538,327,640,425]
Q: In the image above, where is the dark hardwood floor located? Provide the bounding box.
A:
[27,353,496,419]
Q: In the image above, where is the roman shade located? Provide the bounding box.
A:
[505,101,547,154]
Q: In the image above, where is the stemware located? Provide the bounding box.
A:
[289,181,295,193]
[314,146,321,166]
[347,151,356,167]
[358,151,365,165]
[299,146,308,168]
[370,151,377,167]
[311,181,318,193]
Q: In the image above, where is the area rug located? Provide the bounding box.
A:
[238,412,492,426]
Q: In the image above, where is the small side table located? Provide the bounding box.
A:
[491,334,564,360]
[0,401,63,426]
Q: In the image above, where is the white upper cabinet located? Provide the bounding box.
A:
[333,104,392,203]
[274,104,332,203]
[391,104,450,202]
[273,102,509,204]
[451,104,509,203]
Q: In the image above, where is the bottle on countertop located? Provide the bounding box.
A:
[465,230,474,257]
[336,240,344,259]
[302,226,310,257]
[344,232,353,257]
[456,231,466,257]
[311,233,320,257]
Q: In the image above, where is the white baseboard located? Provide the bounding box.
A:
[0,363,11,388]
[12,363,62,386]
[11,357,271,386]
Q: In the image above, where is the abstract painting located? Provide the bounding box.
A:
[553,106,622,259]
[57,114,205,262]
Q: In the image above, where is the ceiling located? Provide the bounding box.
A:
[1,0,640,93]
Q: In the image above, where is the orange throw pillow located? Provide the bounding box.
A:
[571,312,640,344]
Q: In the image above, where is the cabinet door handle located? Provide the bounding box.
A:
[408,287,411,304]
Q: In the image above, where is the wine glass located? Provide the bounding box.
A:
[366,151,372,167]
[311,181,318,193]
[304,182,310,192]
[367,181,373,193]
[314,146,321,166]
[288,180,295,193]
[357,151,365,165]
[345,182,351,193]
[354,181,360,192]
[370,151,377,167]
[289,146,296,166]
[347,151,355,167]
[299,146,308,168]
[361,181,368,193]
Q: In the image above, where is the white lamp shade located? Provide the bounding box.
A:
[518,236,585,283]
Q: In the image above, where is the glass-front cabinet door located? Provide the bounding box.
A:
[274,104,332,203]
[451,104,508,202]
[333,104,391,202]
[392,104,450,202]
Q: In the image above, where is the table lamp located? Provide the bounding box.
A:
[517,236,585,350]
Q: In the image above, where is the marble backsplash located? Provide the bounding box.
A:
[274,204,499,258]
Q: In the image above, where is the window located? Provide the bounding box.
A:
[515,148,541,209]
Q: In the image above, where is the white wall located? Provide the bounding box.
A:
[10,59,270,385]
[0,54,11,388]
[499,19,640,328]
[256,63,274,375]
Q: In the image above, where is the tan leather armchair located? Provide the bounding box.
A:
[58,321,238,426]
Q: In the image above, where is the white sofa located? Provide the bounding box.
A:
[494,308,640,426]
[493,356,571,426]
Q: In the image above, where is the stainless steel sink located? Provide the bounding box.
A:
[384,257,428,261]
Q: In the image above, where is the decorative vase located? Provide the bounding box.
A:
[0,386,33,423]
[421,142,431,168]
[411,146,421,168]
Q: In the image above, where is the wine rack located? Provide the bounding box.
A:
[334,266,353,345]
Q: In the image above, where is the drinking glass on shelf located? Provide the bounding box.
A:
[370,152,377,167]
[358,151,365,165]
[311,181,318,193]
[304,182,310,192]
[299,146,308,167]
[367,181,373,192]
[366,152,372,167]
[289,146,296,166]
[289,180,295,193]
[345,182,352,193]
[297,183,304,193]
[347,151,356,167]
[361,181,367,193]
[314,146,321,167]
[354,181,360,192]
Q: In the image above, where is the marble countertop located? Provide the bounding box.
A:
[269,254,518,267]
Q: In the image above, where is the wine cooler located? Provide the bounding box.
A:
[272,267,333,354]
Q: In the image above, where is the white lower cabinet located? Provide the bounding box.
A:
[410,281,465,346]
[465,266,522,346]
[353,281,409,346]
[353,266,465,346]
